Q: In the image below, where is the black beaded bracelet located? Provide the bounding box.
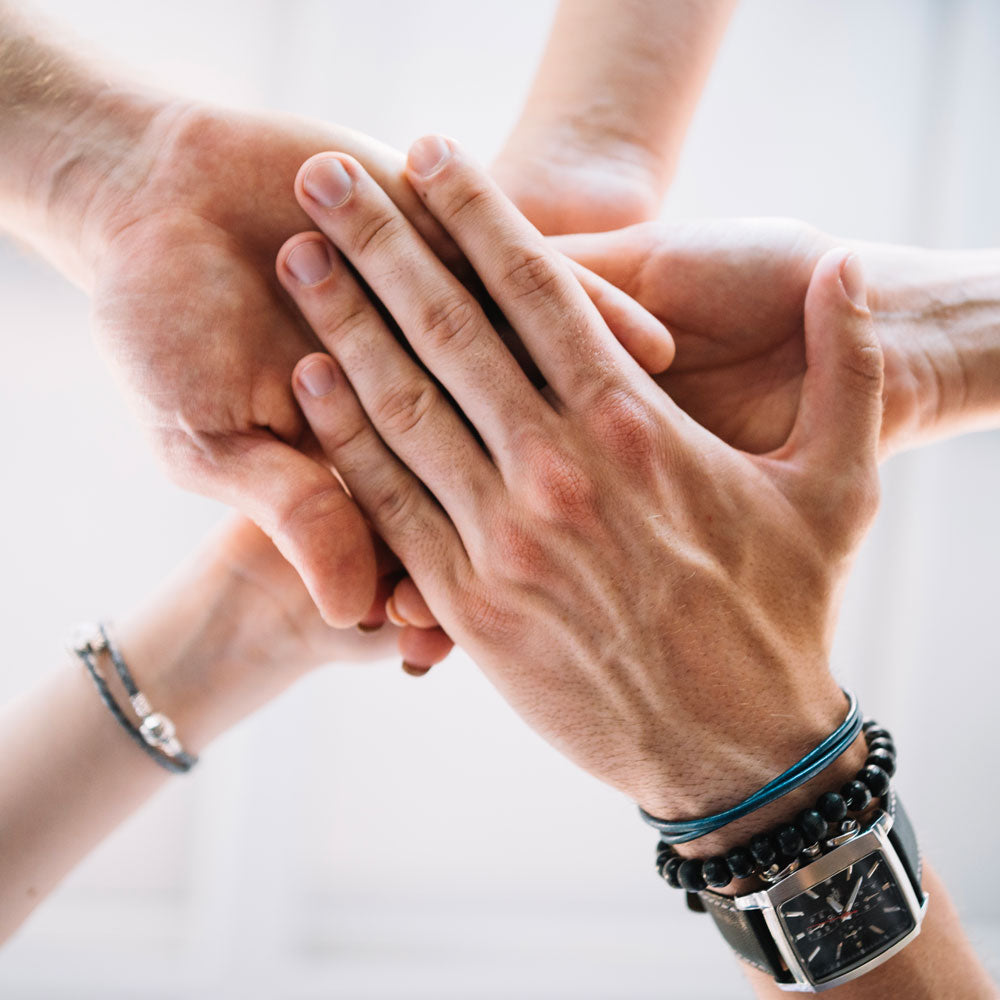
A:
[655,719,896,893]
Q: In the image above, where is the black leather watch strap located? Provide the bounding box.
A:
[697,792,922,981]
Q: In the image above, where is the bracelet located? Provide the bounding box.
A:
[70,623,198,774]
[655,719,896,892]
[639,689,862,844]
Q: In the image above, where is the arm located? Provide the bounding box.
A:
[493,0,736,234]
[552,221,1000,457]
[0,1,456,628]
[276,138,996,997]
[0,515,455,942]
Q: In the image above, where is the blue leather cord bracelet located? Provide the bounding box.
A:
[639,689,862,844]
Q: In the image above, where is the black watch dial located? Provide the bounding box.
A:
[776,850,915,983]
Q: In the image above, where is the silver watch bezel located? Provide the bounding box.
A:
[734,811,928,992]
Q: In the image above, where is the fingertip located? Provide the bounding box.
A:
[389,576,439,629]
[398,625,454,671]
[839,252,868,312]
[406,134,455,179]
[293,353,341,399]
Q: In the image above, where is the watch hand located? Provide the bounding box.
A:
[845,876,864,915]
[807,910,858,932]
[826,894,844,914]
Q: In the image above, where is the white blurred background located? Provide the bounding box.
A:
[0,1,998,997]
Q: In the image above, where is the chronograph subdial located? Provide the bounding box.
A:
[777,851,916,982]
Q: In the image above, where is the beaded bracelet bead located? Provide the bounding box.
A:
[71,622,198,774]
[655,719,895,893]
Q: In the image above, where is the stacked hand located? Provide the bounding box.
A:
[271,137,883,823]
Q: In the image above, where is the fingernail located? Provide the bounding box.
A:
[286,241,332,285]
[402,660,431,677]
[385,595,409,628]
[408,135,451,177]
[298,357,337,397]
[356,621,384,634]
[303,157,353,207]
[840,253,867,310]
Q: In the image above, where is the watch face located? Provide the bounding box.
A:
[777,851,915,983]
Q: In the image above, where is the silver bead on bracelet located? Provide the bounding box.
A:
[70,622,198,774]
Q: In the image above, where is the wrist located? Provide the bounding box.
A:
[636,681,868,864]
[864,244,1000,455]
[112,526,311,754]
[0,55,184,289]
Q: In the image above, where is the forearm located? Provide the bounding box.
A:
[0,2,177,287]
[505,0,735,192]
[864,244,1000,456]
[0,531,299,942]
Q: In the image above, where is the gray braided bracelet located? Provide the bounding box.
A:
[71,623,198,774]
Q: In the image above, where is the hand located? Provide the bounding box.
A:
[274,136,883,827]
[81,102,672,634]
[85,101,460,628]
[552,219,1000,458]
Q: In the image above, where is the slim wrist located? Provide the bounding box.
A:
[112,533,308,754]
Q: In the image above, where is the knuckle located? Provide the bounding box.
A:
[440,182,492,224]
[486,514,550,580]
[370,478,419,531]
[320,413,370,456]
[276,484,349,540]
[420,297,479,352]
[459,585,522,643]
[350,210,404,258]
[520,437,596,525]
[323,299,370,345]
[372,381,437,437]
[588,388,659,468]
[840,342,884,397]
[501,250,562,302]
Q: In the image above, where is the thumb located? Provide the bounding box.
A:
[200,435,378,628]
[785,248,884,471]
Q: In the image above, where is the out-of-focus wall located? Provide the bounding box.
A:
[0,2,996,997]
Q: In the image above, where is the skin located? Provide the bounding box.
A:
[276,136,996,997]
[551,220,1000,458]
[0,515,406,943]
[493,0,737,234]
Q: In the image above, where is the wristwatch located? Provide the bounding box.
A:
[697,791,927,992]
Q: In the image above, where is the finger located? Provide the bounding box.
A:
[180,432,377,628]
[548,226,660,299]
[357,573,398,632]
[291,154,544,448]
[291,351,468,586]
[278,234,498,521]
[784,248,884,470]
[386,576,439,629]
[405,135,643,401]
[570,260,675,374]
[399,626,454,673]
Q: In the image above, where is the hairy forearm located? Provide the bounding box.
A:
[0,2,175,286]
[864,244,1000,456]
[507,0,735,190]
